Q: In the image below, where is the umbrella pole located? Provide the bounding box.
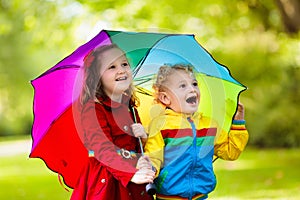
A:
[131,106,157,195]
[131,109,144,155]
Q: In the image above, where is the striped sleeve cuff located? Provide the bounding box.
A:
[231,120,246,130]
[232,120,246,125]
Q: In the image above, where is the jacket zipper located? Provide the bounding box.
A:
[187,117,197,200]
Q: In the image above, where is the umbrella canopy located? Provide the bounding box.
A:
[30,30,246,188]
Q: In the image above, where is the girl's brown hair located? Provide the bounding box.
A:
[80,44,139,106]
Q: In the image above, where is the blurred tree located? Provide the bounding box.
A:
[1,0,299,147]
[276,0,300,33]
[75,0,300,147]
[0,0,82,136]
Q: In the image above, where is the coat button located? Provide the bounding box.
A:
[101,179,105,183]
[123,125,129,132]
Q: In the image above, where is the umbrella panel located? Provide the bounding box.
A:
[30,104,87,188]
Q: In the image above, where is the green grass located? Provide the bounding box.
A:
[0,154,71,199]
[1,142,300,199]
[210,148,300,199]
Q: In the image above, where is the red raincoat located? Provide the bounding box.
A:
[71,95,153,200]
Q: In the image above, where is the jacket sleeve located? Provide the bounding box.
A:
[144,117,165,177]
[81,102,137,187]
[214,120,249,160]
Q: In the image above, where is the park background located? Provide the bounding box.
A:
[0,0,299,199]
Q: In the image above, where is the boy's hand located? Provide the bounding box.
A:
[234,102,245,120]
[131,123,148,139]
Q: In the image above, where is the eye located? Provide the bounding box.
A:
[192,81,198,87]
[108,65,116,69]
[121,62,129,67]
[179,83,186,88]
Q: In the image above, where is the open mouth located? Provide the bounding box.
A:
[116,76,127,81]
[186,96,197,104]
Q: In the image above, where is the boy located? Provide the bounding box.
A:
[144,64,249,199]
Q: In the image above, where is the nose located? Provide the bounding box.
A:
[188,84,196,92]
[117,67,126,74]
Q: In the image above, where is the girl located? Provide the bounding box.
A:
[71,44,155,200]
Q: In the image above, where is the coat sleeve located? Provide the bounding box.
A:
[214,120,249,160]
[144,117,165,177]
[81,102,137,187]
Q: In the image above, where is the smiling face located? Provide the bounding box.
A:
[158,68,200,115]
[98,47,132,102]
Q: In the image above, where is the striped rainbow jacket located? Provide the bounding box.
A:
[144,108,249,199]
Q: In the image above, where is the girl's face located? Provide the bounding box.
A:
[98,48,132,102]
[159,70,200,115]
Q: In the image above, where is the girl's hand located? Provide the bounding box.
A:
[131,123,148,139]
[136,156,152,170]
[234,102,245,120]
[131,168,155,184]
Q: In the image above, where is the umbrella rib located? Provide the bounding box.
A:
[33,65,80,80]
[199,73,247,89]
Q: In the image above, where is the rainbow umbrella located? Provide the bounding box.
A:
[30,30,246,188]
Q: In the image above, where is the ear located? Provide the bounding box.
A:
[158,92,171,105]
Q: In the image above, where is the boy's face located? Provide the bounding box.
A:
[159,70,200,115]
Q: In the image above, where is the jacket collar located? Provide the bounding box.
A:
[164,108,202,119]
[96,94,131,109]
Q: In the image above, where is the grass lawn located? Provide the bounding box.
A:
[210,148,300,199]
[1,139,300,199]
[0,154,71,199]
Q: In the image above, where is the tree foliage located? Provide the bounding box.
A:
[0,0,81,135]
[1,0,299,147]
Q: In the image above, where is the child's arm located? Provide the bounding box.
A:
[214,102,249,160]
[144,118,165,177]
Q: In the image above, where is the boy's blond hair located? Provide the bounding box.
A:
[152,64,195,104]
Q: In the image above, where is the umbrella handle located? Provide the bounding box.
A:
[131,106,157,195]
[138,138,144,155]
[131,106,144,155]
